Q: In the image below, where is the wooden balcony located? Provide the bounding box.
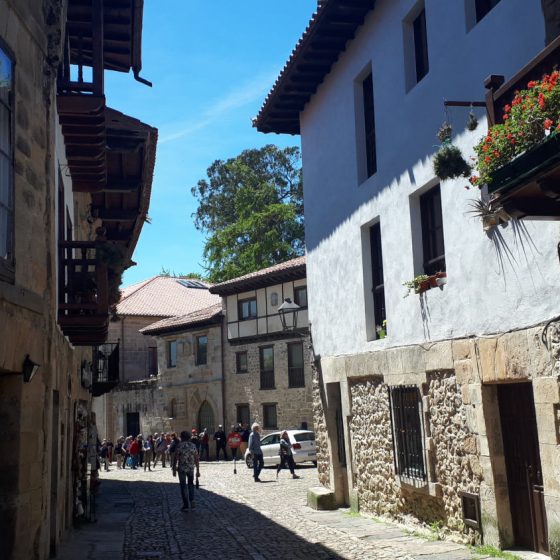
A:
[91,342,120,397]
[58,241,109,346]
[485,35,560,220]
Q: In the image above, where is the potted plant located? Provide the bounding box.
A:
[376,320,387,339]
[403,274,430,297]
[428,271,447,288]
[469,71,560,192]
[433,122,472,181]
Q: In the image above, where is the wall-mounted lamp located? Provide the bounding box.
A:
[22,355,40,383]
[278,298,301,331]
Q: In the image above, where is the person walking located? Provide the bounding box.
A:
[248,422,264,482]
[143,435,154,471]
[239,423,250,457]
[114,437,124,469]
[200,428,209,461]
[172,431,200,511]
[100,440,110,471]
[213,425,228,461]
[129,436,140,469]
[276,431,299,479]
[168,432,180,469]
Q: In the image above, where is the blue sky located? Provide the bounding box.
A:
[105,1,317,286]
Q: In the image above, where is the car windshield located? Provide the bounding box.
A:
[293,432,315,442]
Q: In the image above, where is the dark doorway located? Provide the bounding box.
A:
[126,412,140,438]
[498,382,548,554]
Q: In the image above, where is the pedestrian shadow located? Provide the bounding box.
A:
[81,478,349,560]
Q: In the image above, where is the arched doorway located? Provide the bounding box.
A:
[197,401,215,435]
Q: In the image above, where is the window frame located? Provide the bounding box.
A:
[293,285,308,309]
[238,297,257,321]
[412,7,429,83]
[236,403,250,426]
[287,341,305,388]
[420,184,446,275]
[195,335,208,366]
[236,351,248,374]
[167,340,177,368]
[388,385,426,481]
[0,40,15,283]
[475,0,501,23]
[362,72,377,178]
[262,403,278,430]
[259,345,275,390]
[369,222,386,338]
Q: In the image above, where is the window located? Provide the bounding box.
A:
[370,223,386,338]
[263,404,277,429]
[238,297,257,320]
[259,346,275,389]
[413,8,429,83]
[475,0,501,22]
[196,335,208,365]
[169,398,176,419]
[147,346,158,375]
[420,185,445,275]
[294,286,308,308]
[389,386,426,480]
[236,404,250,426]
[287,342,305,388]
[167,340,177,368]
[362,73,377,178]
[0,45,14,280]
[236,351,248,373]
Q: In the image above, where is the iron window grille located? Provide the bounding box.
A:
[259,346,275,389]
[196,335,208,365]
[236,351,248,373]
[389,385,426,481]
[370,222,386,338]
[238,297,257,321]
[362,72,377,178]
[287,342,305,388]
[420,185,446,275]
[263,404,277,429]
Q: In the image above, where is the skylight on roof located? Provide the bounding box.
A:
[177,279,207,289]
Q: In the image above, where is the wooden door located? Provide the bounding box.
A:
[498,383,548,554]
[126,412,140,438]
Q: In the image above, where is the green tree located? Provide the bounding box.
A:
[191,145,304,283]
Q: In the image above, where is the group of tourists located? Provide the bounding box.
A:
[99,422,299,512]
[98,423,252,472]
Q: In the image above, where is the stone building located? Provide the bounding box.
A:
[0,1,155,559]
[139,303,224,455]
[93,276,220,440]
[210,257,314,435]
[256,0,560,557]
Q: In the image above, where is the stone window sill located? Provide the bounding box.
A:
[395,475,442,498]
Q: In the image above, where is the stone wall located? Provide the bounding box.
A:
[312,362,330,487]
[224,331,314,433]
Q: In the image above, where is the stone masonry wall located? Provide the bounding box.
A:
[312,362,330,487]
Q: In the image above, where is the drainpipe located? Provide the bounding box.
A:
[220,314,226,427]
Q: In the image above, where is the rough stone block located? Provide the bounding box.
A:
[307,486,337,510]
[452,339,475,362]
[533,378,560,404]
[399,345,426,374]
[478,436,490,457]
[349,488,359,512]
[455,360,477,384]
[425,341,453,371]
[477,338,498,383]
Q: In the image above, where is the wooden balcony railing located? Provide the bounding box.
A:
[58,240,109,346]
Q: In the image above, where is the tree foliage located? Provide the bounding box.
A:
[191,145,304,283]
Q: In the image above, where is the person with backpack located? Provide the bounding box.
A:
[172,431,200,511]
[153,433,168,468]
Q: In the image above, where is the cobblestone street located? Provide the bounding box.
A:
[55,461,503,560]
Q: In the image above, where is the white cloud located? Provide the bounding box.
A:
[159,72,275,144]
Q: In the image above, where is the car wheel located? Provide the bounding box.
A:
[246,454,254,469]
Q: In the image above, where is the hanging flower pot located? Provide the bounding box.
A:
[433,143,472,181]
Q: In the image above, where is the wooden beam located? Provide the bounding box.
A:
[98,208,138,221]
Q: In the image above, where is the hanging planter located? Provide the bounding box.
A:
[433,143,472,181]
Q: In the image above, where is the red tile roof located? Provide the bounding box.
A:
[210,256,306,296]
[140,303,223,336]
[116,276,220,317]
